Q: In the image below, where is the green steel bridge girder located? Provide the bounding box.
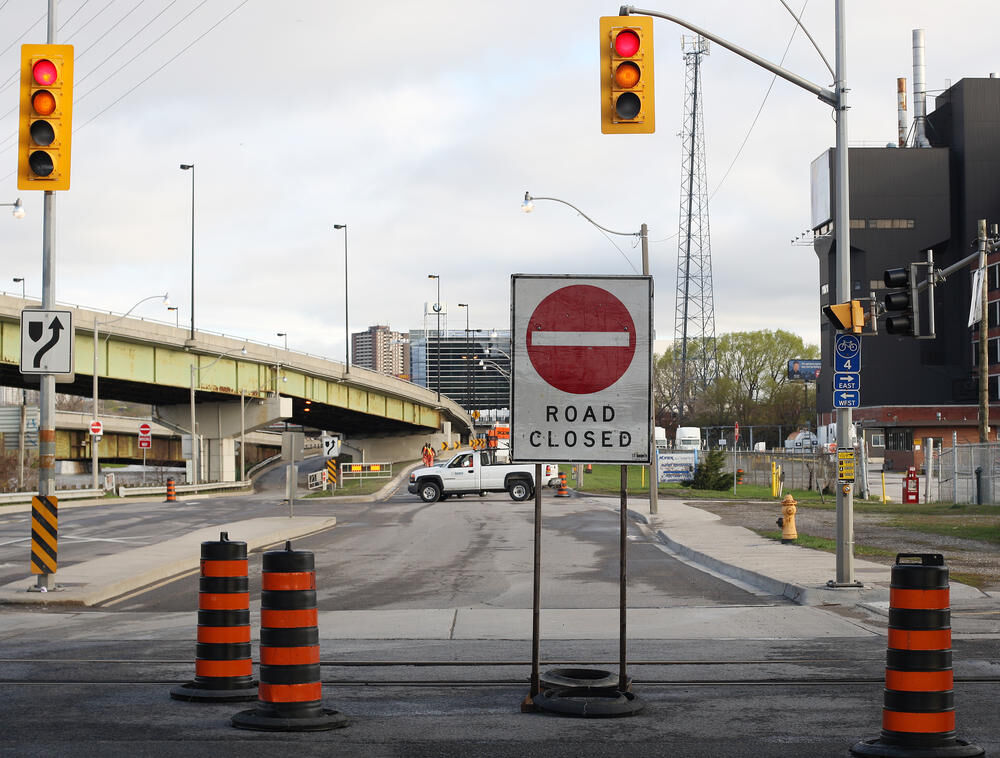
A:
[0,298,470,437]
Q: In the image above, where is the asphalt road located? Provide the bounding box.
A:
[106,480,786,612]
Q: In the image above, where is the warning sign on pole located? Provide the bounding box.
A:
[510,275,652,464]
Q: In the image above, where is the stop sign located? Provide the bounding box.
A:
[525,284,636,394]
[138,422,151,435]
[90,420,103,436]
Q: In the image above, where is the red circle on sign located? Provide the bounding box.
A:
[139,423,151,435]
[526,284,636,394]
[90,421,102,434]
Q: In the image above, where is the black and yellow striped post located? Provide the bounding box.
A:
[30,495,58,579]
[325,458,337,490]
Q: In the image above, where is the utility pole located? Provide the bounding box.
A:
[979,219,989,443]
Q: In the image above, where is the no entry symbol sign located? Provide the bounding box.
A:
[526,284,636,394]
[511,275,652,464]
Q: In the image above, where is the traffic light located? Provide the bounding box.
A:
[823,299,866,334]
[600,16,655,134]
[18,44,74,192]
[883,266,918,336]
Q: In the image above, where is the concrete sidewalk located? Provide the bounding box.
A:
[0,515,337,606]
[620,495,991,606]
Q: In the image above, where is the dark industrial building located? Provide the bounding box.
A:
[814,76,1000,470]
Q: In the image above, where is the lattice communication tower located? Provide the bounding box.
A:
[674,35,718,417]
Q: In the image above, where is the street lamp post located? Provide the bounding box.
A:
[12,276,26,489]
[92,294,169,490]
[458,303,470,411]
[179,164,195,342]
[167,306,179,328]
[619,2,856,585]
[522,191,657,514]
[334,224,349,372]
[189,345,248,492]
[428,274,441,402]
[277,332,288,351]
[13,277,25,298]
[2,198,25,219]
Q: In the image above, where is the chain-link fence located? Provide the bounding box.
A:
[725,444,1000,504]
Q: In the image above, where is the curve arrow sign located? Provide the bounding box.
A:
[33,316,64,369]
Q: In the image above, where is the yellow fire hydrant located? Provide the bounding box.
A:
[776,494,797,543]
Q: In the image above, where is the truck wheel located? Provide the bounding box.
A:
[418,481,441,503]
[508,480,533,501]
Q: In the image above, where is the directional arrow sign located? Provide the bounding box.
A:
[20,309,74,374]
[834,373,860,391]
[833,390,860,408]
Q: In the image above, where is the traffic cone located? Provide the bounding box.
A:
[851,553,983,757]
[170,532,257,702]
[231,541,347,731]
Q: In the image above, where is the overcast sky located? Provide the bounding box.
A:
[2,0,998,362]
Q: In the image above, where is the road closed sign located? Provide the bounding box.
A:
[510,275,652,464]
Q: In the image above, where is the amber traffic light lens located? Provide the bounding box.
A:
[614,61,640,89]
[31,90,56,116]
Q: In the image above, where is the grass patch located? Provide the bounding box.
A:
[577,463,852,504]
[949,571,989,590]
[304,478,391,498]
[754,529,897,558]
[887,517,1000,545]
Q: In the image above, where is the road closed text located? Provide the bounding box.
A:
[528,405,632,449]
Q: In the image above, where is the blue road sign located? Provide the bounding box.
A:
[833,390,860,408]
[834,372,860,391]
[834,333,861,373]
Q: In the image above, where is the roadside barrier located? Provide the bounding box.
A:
[165,477,176,502]
[851,553,982,757]
[555,472,569,497]
[232,541,347,731]
[170,532,257,702]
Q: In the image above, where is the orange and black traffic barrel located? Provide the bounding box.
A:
[170,532,257,702]
[555,471,569,497]
[231,541,346,731]
[851,553,982,757]
[164,477,177,503]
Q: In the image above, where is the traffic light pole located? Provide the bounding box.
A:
[36,0,58,591]
[624,1,857,584]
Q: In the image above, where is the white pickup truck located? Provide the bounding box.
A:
[407,450,560,503]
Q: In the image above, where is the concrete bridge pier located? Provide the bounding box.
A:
[157,395,292,483]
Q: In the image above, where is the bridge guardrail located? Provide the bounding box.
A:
[0,488,103,505]
[118,480,252,498]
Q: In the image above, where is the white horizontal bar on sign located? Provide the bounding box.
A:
[529,331,629,347]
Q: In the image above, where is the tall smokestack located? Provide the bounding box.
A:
[912,29,931,147]
[897,77,908,147]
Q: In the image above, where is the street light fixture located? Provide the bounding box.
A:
[179,163,195,342]
[277,332,288,351]
[2,198,25,219]
[428,274,441,402]
[190,343,248,491]
[92,293,170,490]
[12,277,25,298]
[334,224,349,372]
[167,306,179,328]
[522,189,657,513]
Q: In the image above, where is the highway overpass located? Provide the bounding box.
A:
[0,295,474,478]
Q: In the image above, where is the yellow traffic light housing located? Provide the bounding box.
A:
[18,44,74,192]
[600,16,655,134]
[823,300,866,335]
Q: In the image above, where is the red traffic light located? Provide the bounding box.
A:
[614,29,640,57]
[32,58,58,86]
